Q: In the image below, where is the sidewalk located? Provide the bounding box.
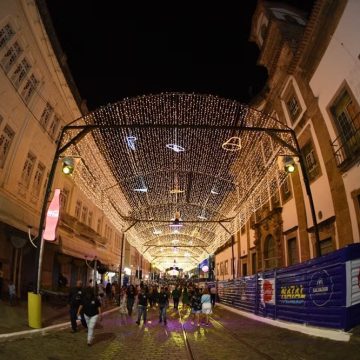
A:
[0,297,117,335]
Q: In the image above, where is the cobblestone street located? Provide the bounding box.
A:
[0,306,359,360]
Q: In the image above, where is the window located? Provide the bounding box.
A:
[241,225,246,235]
[264,234,277,269]
[1,42,22,72]
[320,238,333,255]
[287,96,300,121]
[287,238,298,265]
[21,152,36,188]
[224,260,229,275]
[48,115,60,139]
[220,262,224,276]
[74,200,82,219]
[0,124,15,168]
[330,88,360,166]
[242,263,248,276]
[11,58,31,88]
[0,24,15,50]
[302,141,320,181]
[21,74,39,103]
[281,176,292,203]
[81,206,88,223]
[97,218,102,233]
[40,103,53,130]
[251,252,256,274]
[216,263,220,277]
[60,188,69,212]
[88,211,93,228]
[31,162,45,197]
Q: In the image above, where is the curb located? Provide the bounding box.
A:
[0,306,119,343]
[217,303,351,342]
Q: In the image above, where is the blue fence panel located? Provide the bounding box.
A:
[217,244,360,331]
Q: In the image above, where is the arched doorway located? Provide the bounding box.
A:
[264,234,277,270]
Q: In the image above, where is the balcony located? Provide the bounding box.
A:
[331,116,360,169]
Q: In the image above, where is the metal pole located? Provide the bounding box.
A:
[34,128,65,294]
[292,135,321,257]
[231,235,235,280]
[119,232,125,287]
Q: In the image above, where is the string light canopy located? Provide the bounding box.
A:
[58,93,299,271]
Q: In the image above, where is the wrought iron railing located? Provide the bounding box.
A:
[331,115,360,168]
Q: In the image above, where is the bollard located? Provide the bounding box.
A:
[28,292,42,328]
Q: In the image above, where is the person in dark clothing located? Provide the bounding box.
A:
[126,285,136,316]
[136,287,148,325]
[158,287,169,325]
[172,285,181,310]
[68,280,87,333]
[78,287,102,346]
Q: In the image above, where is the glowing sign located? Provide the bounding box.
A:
[43,189,61,241]
[201,265,209,273]
[126,136,137,150]
[166,144,185,153]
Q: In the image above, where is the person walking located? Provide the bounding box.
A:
[172,285,181,311]
[77,288,102,346]
[136,287,148,325]
[8,281,16,306]
[201,287,212,326]
[210,285,217,308]
[126,285,136,316]
[68,280,87,333]
[158,287,169,325]
[190,287,202,326]
[119,289,128,324]
[182,287,189,311]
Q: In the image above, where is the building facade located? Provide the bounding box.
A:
[0,0,148,298]
[215,0,360,279]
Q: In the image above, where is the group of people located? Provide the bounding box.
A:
[68,279,218,346]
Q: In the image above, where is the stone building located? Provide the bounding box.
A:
[215,0,360,279]
[0,0,148,298]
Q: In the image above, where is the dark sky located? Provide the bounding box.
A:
[45,0,314,111]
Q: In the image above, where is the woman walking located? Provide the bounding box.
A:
[77,288,102,346]
[126,285,136,316]
[201,287,212,326]
[190,287,202,326]
[119,289,128,324]
[182,287,189,311]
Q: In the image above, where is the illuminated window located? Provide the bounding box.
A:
[287,237,298,265]
[48,115,60,139]
[60,188,70,213]
[302,141,320,181]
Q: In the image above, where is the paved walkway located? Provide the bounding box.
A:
[0,304,359,360]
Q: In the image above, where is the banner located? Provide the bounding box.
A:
[43,189,61,241]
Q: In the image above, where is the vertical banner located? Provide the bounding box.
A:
[43,189,61,241]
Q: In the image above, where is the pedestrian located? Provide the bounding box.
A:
[172,285,180,310]
[190,287,202,326]
[182,287,189,311]
[0,263,4,300]
[77,288,102,346]
[126,284,136,316]
[98,280,105,306]
[119,289,128,324]
[8,280,16,306]
[201,287,212,326]
[158,286,169,325]
[58,273,68,290]
[105,282,112,301]
[136,287,148,325]
[210,285,217,308]
[68,280,87,333]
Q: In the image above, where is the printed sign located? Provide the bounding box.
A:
[309,269,334,307]
[263,278,275,304]
[280,284,306,304]
[43,189,61,241]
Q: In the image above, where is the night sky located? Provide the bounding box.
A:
[45,0,314,111]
